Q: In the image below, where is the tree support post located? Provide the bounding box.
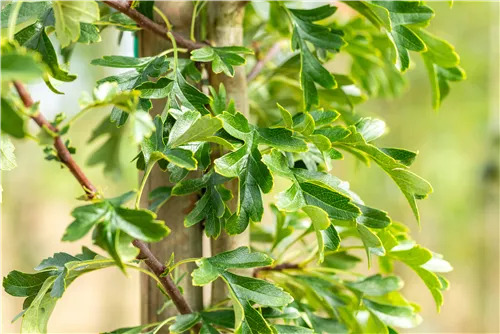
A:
[207,1,250,304]
[138,1,203,327]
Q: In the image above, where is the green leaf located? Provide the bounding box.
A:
[390,25,425,71]
[223,272,293,307]
[103,324,155,334]
[303,205,330,262]
[0,135,17,171]
[347,275,403,296]
[168,110,223,147]
[3,248,114,333]
[343,1,391,30]
[286,4,345,110]
[135,77,173,99]
[170,313,201,334]
[52,1,100,48]
[3,271,52,298]
[62,192,170,270]
[336,126,432,223]
[322,224,341,252]
[191,46,253,77]
[173,171,231,238]
[87,116,125,179]
[295,32,337,110]
[14,9,77,84]
[1,1,51,28]
[357,223,385,264]
[94,55,168,124]
[91,55,155,68]
[192,247,273,285]
[289,6,345,51]
[20,276,58,333]
[79,82,140,113]
[274,325,313,334]
[140,115,197,171]
[363,299,422,329]
[263,150,360,221]
[169,70,211,115]
[214,112,308,234]
[309,109,340,128]
[148,186,172,213]
[131,111,155,144]
[214,114,271,234]
[416,29,466,109]
[1,41,45,83]
[388,244,451,311]
[380,148,417,167]
[77,23,101,44]
[192,248,291,333]
[355,118,386,142]
[1,98,26,139]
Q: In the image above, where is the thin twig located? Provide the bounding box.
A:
[103,0,207,51]
[13,81,97,199]
[253,262,300,277]
[247,42,282,82]
[13,81,199,332]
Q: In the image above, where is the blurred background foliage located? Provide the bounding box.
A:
[2,1,499,333]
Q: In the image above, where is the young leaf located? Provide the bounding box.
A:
[286,5,346,109]
[52,1,100,48]
[3,247,114,332]
[170,313,201,334]
[363,299,422,329]
[263,150,360,221]
[191,46,253,77]
[335,126,432,223]
[62,191,170,270]
[215,111,307,234]
[192,247,292,333]
[169,70,211,115]
[172,170,232,238]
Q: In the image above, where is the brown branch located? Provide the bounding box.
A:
[103,0,207,51]
[13,81,199,332]
[253,263,300,278]
[13,81,98,199]
[247,42,282,82]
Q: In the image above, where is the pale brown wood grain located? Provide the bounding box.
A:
[138,2,203,330]
[207,1,251,305]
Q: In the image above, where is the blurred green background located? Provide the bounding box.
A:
[2,1,499,333]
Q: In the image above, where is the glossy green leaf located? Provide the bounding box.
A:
[62,192,169,270]
[214,112,304,234]
[173,170,231,238]
[3,248,114,332]
[170,313,201,334]
[336,126,432,223]
[191,46,253,77]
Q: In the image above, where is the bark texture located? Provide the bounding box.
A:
[138,2,203,328]
[207,1,251,304]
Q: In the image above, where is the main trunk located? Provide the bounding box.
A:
[138,1,203,328]
[207,1,250,304]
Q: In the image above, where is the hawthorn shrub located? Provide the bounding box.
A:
[1,1,464,333]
